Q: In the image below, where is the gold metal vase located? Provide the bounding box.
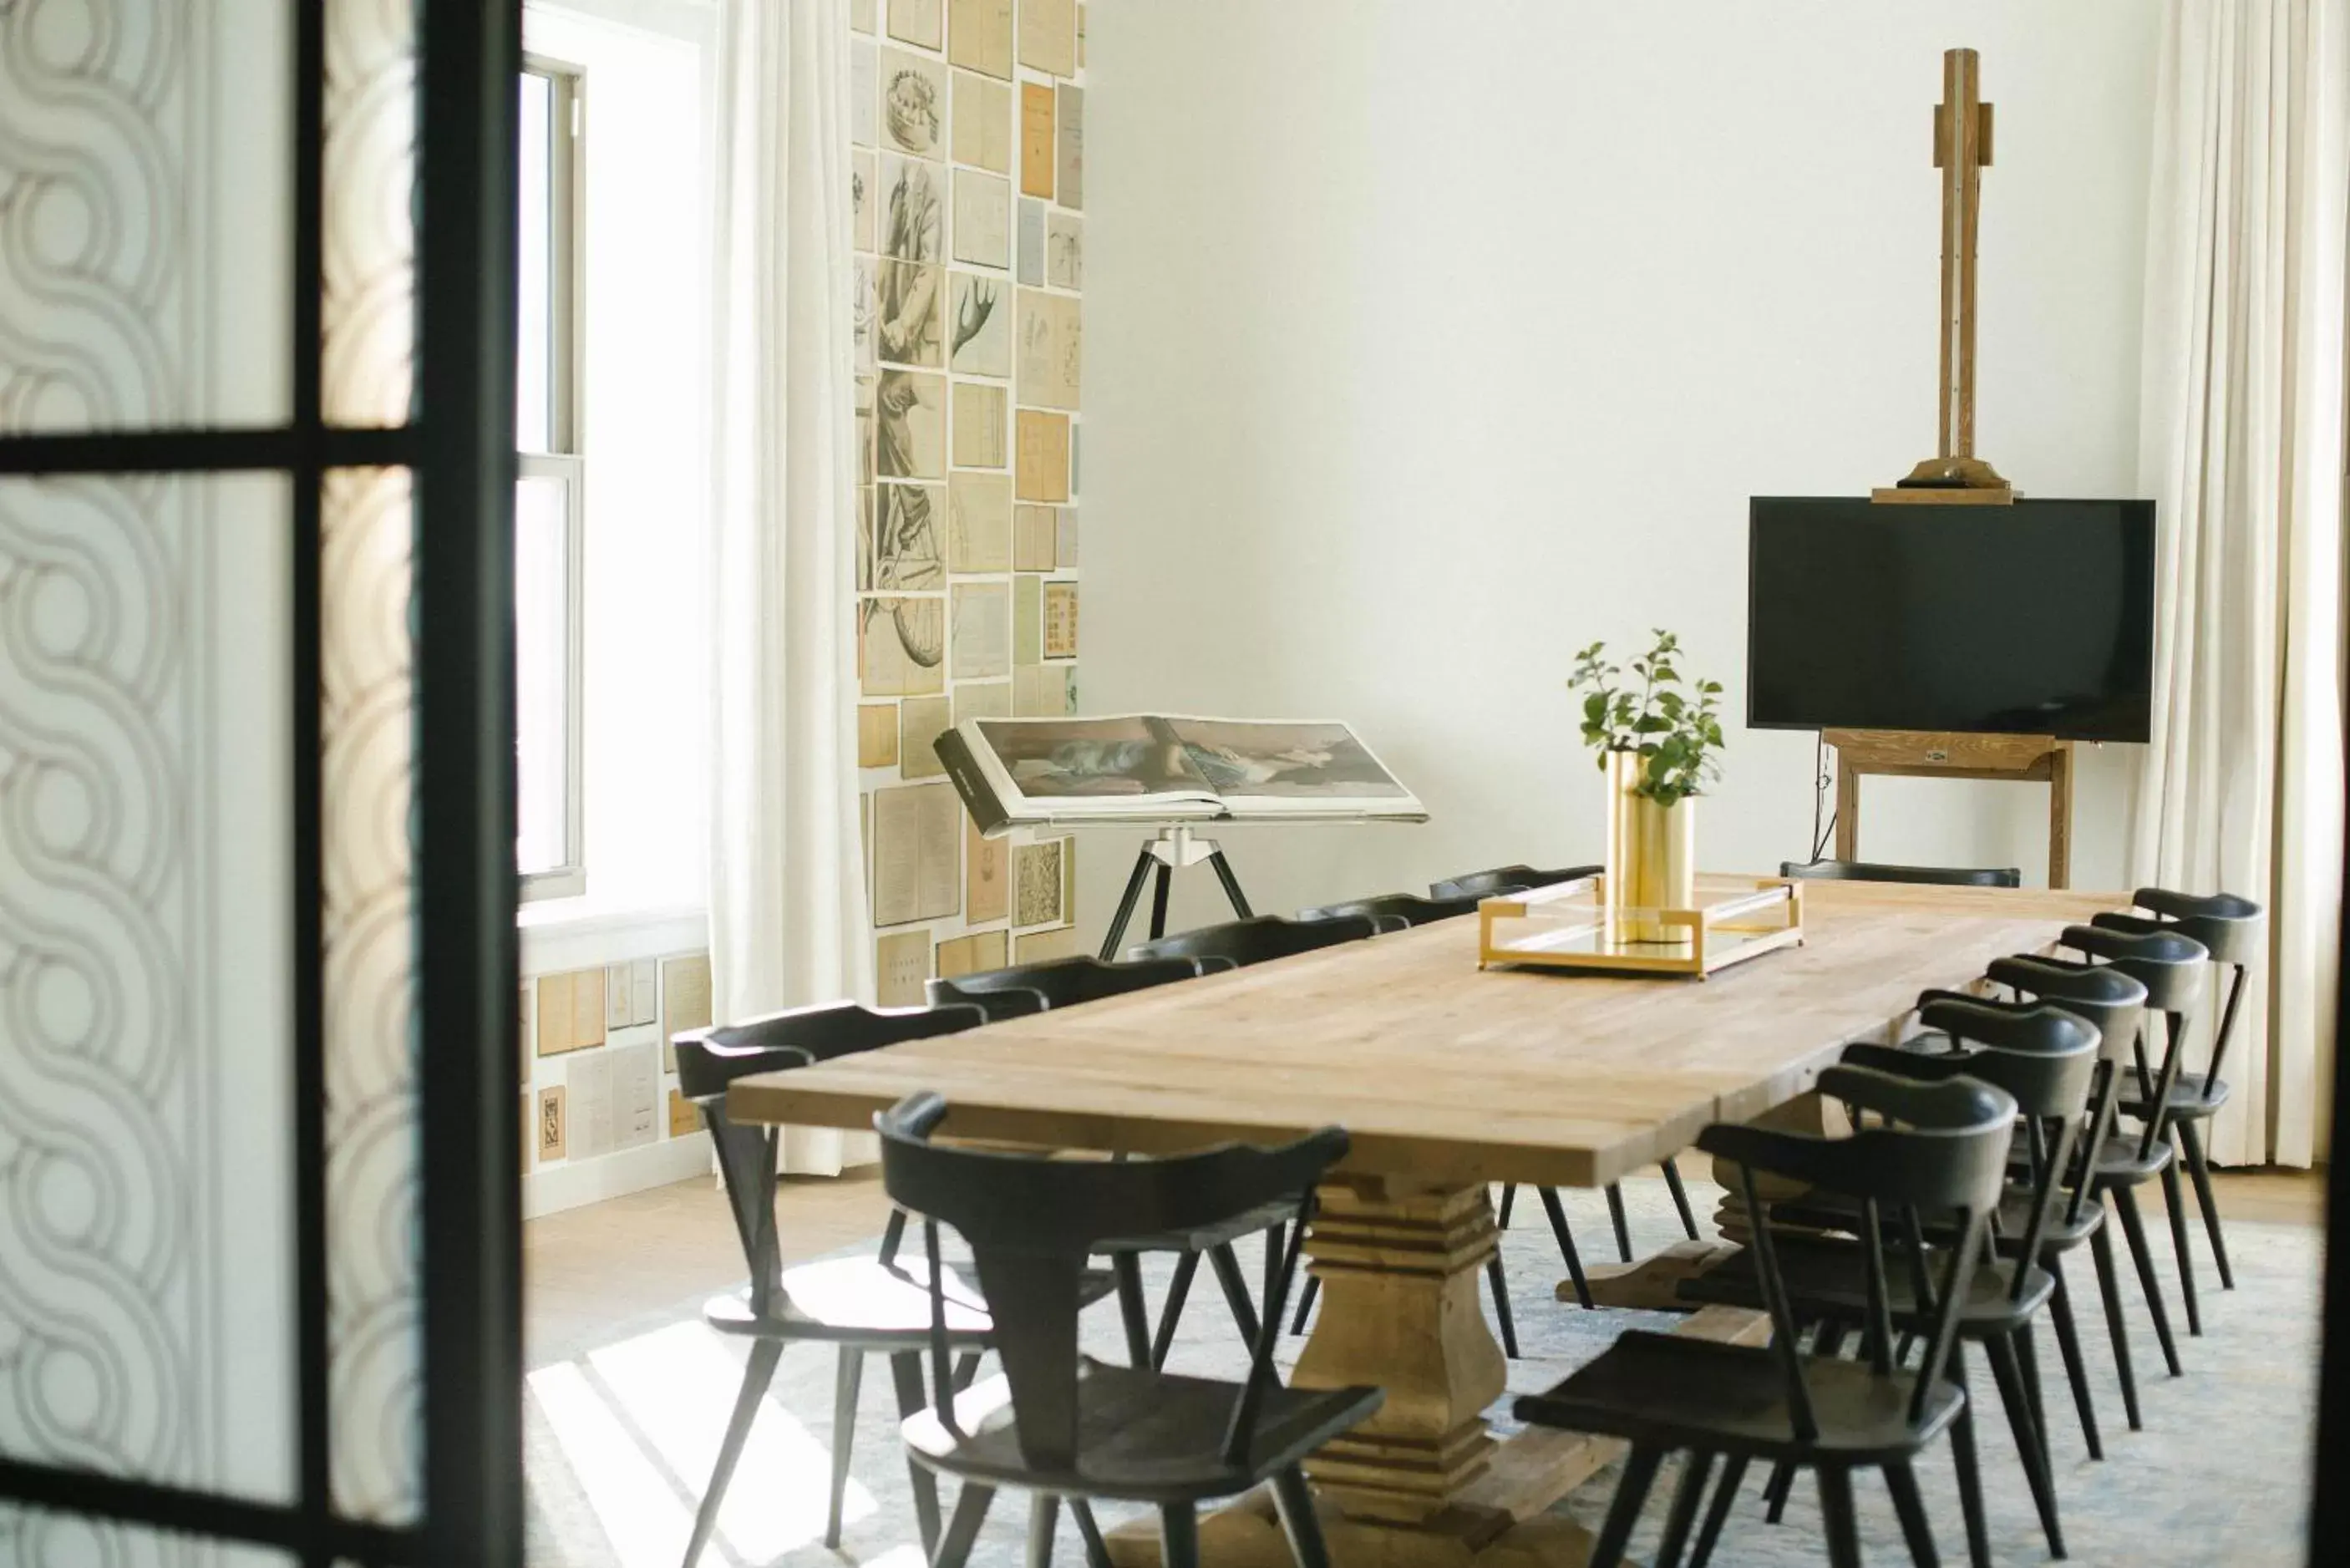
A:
[1603,751,1697,943]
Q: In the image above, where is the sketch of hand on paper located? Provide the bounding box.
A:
[952,278,998,361]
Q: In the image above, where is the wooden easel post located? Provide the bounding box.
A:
[1875,48,2014,505]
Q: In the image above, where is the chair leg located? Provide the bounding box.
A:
[1027,1494,1060,1568]
[2089,1217,2144,1429]
[1986,1332,2067,1559]
[1271,1464,1332,1568]
[1946,1343,1992,1568]
[2178,1118,2236,1289]
[1499,1181,1519,1229]
[682,1337,782,1568]
[1485,1251,1520,1359]
[1604,1182,1635,1262]
[2114,1182,2185,1376]
[1688,1453,1748,1568]
[1290,1273,1319,1336]
[1111,1252,1153,1368]
[1151,1251,1200,1369]
[1537,1186,1595,1309]
[1654,1451,1714,1568]
[952,1350,982,1390]
[1591,1446,1665,1568]
[1207,1241,1265,1344]
[2014,1319,2049,1459]
[890,1352,946,1555]
[1765,1322,1843,1524]
[1662,1157,1701,1240]
[1262,1222,1286,1308]
[1069,1500,1114,1568]
[1884,1459,1939,1568]
[2159,1149,2204,1336]
[1158,1502,1202,1568]
[1817,1466,1862,1568]
[825,1347,863,1549]
[931,1483,996,1568]
[2046,1258,2104,1460]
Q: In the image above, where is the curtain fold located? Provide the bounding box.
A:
[2131,0,2347,1167]
[708,0,876,1174]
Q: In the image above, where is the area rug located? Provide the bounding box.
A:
[525,1176,2317,1566]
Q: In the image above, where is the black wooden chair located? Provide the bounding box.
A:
[1514,1066,2018,1568]
[1129,912,1379,968]
[1980,955,2154,1435]
[929,952,1299,1373]
[876,1092,1386,1568]
[1296,891,1485,929]
[672,1001,1115,1564]
[1692,999,2099,1566]
[2050,922,2210,1362]
[1429,863,1602,900]
[1779,859,2023,888]
[2093,887,2265,1313]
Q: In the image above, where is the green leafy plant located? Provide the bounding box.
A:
[1568,629,1726,806]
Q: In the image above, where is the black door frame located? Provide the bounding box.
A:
[0,3,525,1565]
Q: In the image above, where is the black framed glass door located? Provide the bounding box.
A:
[0,3,524,1564]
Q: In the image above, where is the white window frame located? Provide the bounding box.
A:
[519,55,588,901]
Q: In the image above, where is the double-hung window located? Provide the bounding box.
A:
[516,59,587,897]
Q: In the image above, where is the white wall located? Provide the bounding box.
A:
[1080,2,2160,939]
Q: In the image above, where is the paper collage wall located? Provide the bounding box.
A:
[855,0,1087,1001]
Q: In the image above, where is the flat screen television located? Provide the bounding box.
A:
[1748,497,2155,742]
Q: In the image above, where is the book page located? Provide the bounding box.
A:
[961,716,1221,820]
[873,782,962,924]
[1161,718,1425,818]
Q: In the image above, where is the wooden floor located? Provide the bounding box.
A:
[525,1164,2324,1360]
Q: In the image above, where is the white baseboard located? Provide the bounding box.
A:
[525,1134,713,1220]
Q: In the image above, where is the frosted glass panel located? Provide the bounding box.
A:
[0,1,292,430]
[0,1507,297,1568]
[322,0,419,427]
[0,474,298,1502]
[322,466,420,1523]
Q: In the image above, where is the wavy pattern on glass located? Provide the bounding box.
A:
[322,465,419,1523]
[322,0,417,426]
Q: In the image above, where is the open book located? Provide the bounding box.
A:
[935,715,1428,836]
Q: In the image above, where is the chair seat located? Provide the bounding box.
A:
[1778,1183,2103,1256]
[2119,1071,2230,1121]
[706,1256,1114,1347]
[1100,1198,1296,1256]
[904,1357,1383,1504]
[1514,1331,1964,1464]
[2082,1130,2174,1186]
[1679,1235,2055,1335]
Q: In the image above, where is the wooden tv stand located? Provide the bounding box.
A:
[1825,729,2073,889]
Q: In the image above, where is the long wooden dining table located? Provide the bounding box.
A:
[728,880,2120,1565]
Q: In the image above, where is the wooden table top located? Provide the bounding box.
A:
[728,881,2121,1190]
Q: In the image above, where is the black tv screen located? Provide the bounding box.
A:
[1748,497,2155,742]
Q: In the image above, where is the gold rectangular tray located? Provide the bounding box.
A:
[1478,874,1805,979]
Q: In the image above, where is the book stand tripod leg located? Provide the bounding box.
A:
[1097,828,1256,961]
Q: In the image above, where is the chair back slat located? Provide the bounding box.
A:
[1778,859,2022,888]
[1129,914,1379,969]
[877,1093,1350,1473]
[1429,864,1601,901]
[1297,891,1485,927]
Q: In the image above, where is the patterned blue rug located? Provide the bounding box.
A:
[525,1175,2316,1566]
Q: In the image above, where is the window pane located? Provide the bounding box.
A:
[515,72,556,454]
[516,474,573,876]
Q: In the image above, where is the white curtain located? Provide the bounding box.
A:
[2131,0,2347,1167]
[708,0,876,1173]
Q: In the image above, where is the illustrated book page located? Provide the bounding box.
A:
[1161,718,1424,819]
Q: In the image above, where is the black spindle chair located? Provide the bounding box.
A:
[1129,912,1379,969]
[1779,859,2023,889]
[2049,923,2210,1361]
[672,1001,1114,1564]
[928,953,1298,1372]
[2092,888,2265,1309]
[1296,891,1487,930]
[1698,1000,2099,1566]
[1514,1066,2018,1568]
[876,1093,1386,1568]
